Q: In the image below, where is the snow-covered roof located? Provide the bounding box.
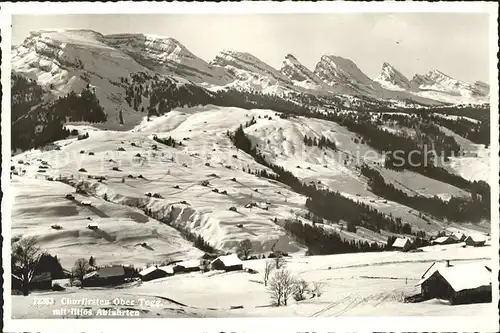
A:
[392,237,410,248]
[432,236,452,244]
[212,253,243,267]
[139,266,158,276]
[417,263,491,292]
[81,200,92,205]
[420,261,449,279]
[158,266,174,275]
[139,265,174,276]
[177,260,200,269]
[465,234,488,242]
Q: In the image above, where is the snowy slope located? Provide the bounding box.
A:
[11,177,203,269]
[12,29,152,128]
[12,247,494,320]
[11,105,476,243]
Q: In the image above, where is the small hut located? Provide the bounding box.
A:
[210,254,243,272]
[465,234,487,247]
[391,237,412,252]
[173,260,200,273]
[431,236,456,246]
[139,266,174,281]
[451,231,466,242]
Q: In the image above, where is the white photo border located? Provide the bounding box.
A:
[1,2,498,332]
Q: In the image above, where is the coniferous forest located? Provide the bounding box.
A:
[11,73,107,151]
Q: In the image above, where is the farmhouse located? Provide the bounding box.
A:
[139,265,174,282]
[173,260,200,273]
[391,237,412,251]
[83,266,126,287]
[211,254,244,272]
[431,236,456,245]
[465,234,487,247]
[451,231,466,242]
[416,262,492,305]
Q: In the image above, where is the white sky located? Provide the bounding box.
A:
[12,13,490,83]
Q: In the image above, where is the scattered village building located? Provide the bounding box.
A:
[87,222,99,230]
[431,236,456,246]
[465,234,487,247]
[83,266,126,287]
[173,260,200,273]
[210,254,244,272]
[391,237,412,252]
[138,265,174,281]
[416,262,492,305]
[451,231,466,242]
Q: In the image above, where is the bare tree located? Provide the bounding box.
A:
[72,258,90,287]
[237,239,253,259]
[312,281,325,298]
[267,269,296,306]
[11,237,43,296]
[263,260,274,286]
[274,251,286,269]
[293,278,309,301]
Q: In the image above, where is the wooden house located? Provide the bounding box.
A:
[83,266,126,287]
[210,254,243,272]
[431,236,456,245]
[173,260,200,273]
[416,262,491,305]
[391,237,412,252]
[139,265,174,281]
[465,234,487,247]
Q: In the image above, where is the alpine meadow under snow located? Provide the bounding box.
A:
[9,28,494,320]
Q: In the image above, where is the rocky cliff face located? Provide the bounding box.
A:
[375,62,412,91]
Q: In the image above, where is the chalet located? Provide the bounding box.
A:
[173,260,200,273]
[211,254,244,272]
[139,265,174,282]
[416,262,491,305]
[431,236,456,246]
[391,237,412,252]
[83,266,126,287]
[451,231,466,242]
[465,234,487,247]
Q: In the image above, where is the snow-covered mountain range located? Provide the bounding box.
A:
[375,63,490,105]
[12,29,490,124]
